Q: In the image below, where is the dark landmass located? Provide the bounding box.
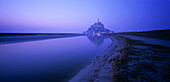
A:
[0,33,84,36]
[0,33,84,45]
[117,29,170,41]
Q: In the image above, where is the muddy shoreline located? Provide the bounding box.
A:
[112,35,170,81]
[70,33,170,82]
[69,34,127,82]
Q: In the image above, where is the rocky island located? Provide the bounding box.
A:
[84,19,114,36]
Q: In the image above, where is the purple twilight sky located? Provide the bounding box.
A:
[0,0,170,33]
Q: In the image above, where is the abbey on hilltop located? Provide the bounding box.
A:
[84,19,114,35]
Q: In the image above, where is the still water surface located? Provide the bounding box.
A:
[0,35,112,82]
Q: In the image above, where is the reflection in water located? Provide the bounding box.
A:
[0,35,112,82]
[86,34,108,47]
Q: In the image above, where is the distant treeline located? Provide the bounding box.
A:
[117,29,170,41]
[0,33,84,36]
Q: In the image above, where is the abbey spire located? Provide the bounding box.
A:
[97,18,100,22]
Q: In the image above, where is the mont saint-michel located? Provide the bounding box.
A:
[84,19,114,35]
